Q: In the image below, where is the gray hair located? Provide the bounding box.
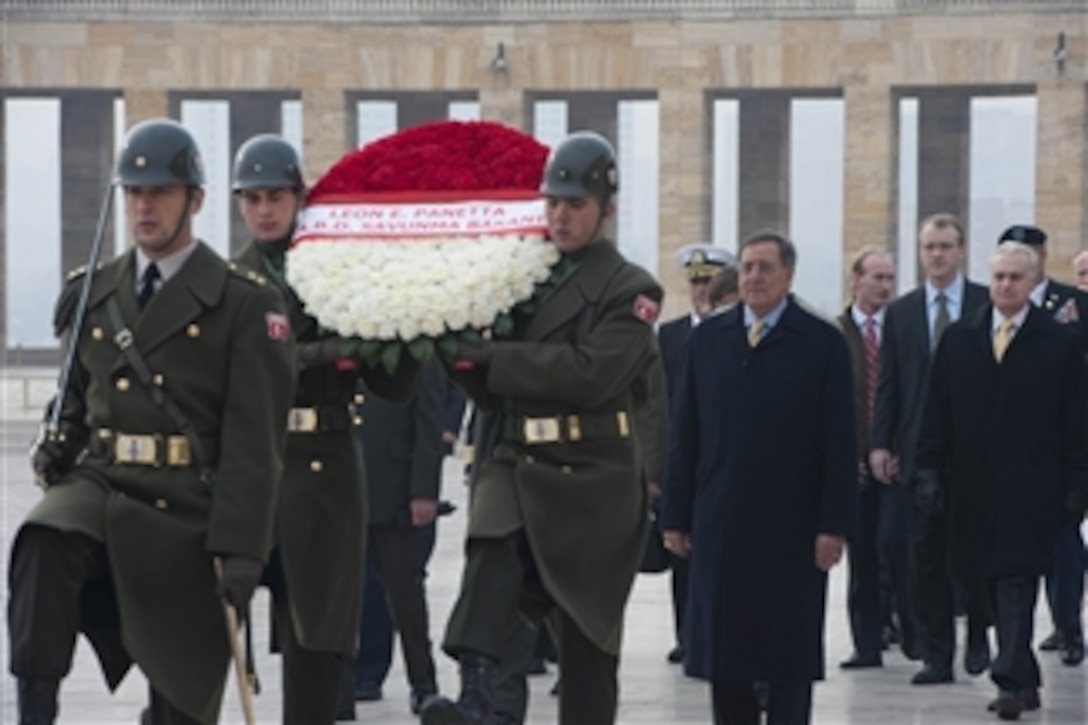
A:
[739,231,797,270]
[990,241,1040,277]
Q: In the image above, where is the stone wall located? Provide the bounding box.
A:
[2,12,1086,318]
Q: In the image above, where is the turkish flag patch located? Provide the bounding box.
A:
[266,312,290,342]
[632,294,660,325]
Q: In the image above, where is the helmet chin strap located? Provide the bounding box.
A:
[162,186,195,251]
[589,195,613,243]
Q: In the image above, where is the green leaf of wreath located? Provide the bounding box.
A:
[381,342,403,376]
[357,339,384,367]
[407,336,435,361]
[437,334,459,363]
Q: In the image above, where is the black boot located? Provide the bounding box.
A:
[17,677,59,725]
[1060,626,1085,666]
[420,653,495,725]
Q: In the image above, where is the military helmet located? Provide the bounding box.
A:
[232,134,304,192]
[540,131,619,201]
[115,119,204,187]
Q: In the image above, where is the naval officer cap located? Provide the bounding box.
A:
[675,243,735,281]
[998,224,1047,247]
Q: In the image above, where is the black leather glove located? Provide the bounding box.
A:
[297,337,344,369]
[456,339,494,366]
[913,468,944,516]
[215,556,264,612]
[29,426,80,488]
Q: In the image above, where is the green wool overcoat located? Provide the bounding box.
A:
[452,239,663,654]
[236,241,420,657]
[20,243,295,723]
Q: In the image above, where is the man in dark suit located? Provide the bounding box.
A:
[1000,225,1088,667]
[870,213,991,685]
[353,358,447,714]
[655,242,734,664]
[836,246,908,669]
[662,232,858,724]
[916,240,1088,720]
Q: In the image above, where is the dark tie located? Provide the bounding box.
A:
[933,291,950,348]
[138,263,161,309]
[863,317,880,425]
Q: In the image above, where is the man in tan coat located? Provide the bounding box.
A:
[421,131,664,725]
[9,119,295,724]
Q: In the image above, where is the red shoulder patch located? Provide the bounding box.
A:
[266,312,290,342]
[633,294,660,325]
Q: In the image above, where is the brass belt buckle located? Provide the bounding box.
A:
[288,407,319,433]
[616,411,630,438]
[567,415,582,442]
[523,416,561,445]
[114,434,159,466]
[167,436,191,466]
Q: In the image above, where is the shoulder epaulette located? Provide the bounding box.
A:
[55,262,105,335]
[65,261,103,283]
[227,261,268,287]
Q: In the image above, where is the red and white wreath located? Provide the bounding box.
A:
[286,121,558,368]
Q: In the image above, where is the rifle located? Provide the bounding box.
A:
[47,183,115,435]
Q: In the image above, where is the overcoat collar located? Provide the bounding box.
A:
[524,240,626,341]
[236,241,316,340]
[961,302,1047,365]
[718,294,806,351]
[92,243,228,364]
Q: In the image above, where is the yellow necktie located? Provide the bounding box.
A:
[748,320,765,348]
[993,319,1014,362]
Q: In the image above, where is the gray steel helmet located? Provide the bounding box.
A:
[232,134,304,192]
[540,131,619,201]
[115,119,204,187]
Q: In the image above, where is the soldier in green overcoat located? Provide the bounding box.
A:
[230,134,421,724]
[9,120,296,724]
[421,131,664,725]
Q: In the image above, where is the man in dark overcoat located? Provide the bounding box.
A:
[231,134,420,723]
[420,131,663,725]
[999,224,1088,667]
[654,242,734,665]
[915,241,1088,720]
[9,120,296,724]
[661,232,858,724]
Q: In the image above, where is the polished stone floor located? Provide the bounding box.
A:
[0,415,1085,723]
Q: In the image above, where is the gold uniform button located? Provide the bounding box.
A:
[310,459,323,473]
[91,327,104,341]
[152,374,164,386]
[115,377,130,392]
[353,416,364,426]
[186,323,200,338]
[354,393,365,405]
[154,498,168,510]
